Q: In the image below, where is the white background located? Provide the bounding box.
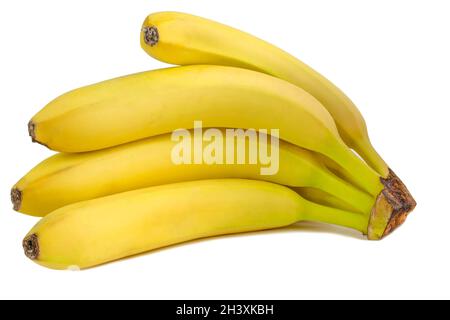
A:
[0,0,449,300]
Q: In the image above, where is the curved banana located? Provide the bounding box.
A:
[30,65,382,195]
[13,129,374,216]
[22,179,371,270]
[140,11,388,177]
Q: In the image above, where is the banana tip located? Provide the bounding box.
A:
[27,121,50,149]
[23,234,39,260]
[28,120,36,142]
[11,188,22,211]
[142,26,159,47]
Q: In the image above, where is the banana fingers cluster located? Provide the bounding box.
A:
[13,12,416,270]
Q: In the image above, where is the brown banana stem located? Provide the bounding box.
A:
[368,169,416,240]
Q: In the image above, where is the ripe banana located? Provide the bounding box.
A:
[29,65,382,195]
[293,187,361,213]
[13,129,374,216]
[140,11,388,177]
[316,153,368,193]
[22,179,372,270]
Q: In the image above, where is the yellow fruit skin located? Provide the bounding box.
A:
[31,65,382,195]
[293,187,363,214]
[13,130,374,216]
[24,179,368,270]
[140,12,388,177]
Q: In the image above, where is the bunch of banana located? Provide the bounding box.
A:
[13,12,416,270]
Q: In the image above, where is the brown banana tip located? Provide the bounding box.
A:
[142,26,159,46]
[27,121,50,149]
[28,120,36,142]
[23,234,39,260]
[11,188,22,211]
[368,169,416,240]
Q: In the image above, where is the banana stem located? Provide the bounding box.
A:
[328,141,384,197]
[301,200,368,233]
[367,169,417,239]
[351,138,390,178]
[314,168,375,215]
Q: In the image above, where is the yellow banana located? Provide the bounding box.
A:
[140,11,388,177]
[13,129,374,216]
[315,153,368,193]
[23,179,372,270]
[293,187,361,214]
[30,65,382,195]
